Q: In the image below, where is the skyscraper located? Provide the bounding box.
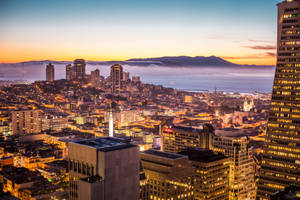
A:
[66,64,73,80]
[65,59,86,81]
[74,59,86,80]
[46,63,54,82]
[68,137,140,200]
[110,64,123,94]
[258,0,300,199]
[90,69,100,87]
[213,134,256,200]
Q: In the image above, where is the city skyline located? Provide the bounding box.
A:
[1,0,280,65]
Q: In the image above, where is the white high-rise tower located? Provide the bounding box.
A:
[109,109,114,137]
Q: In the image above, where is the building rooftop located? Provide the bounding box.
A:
[179,148,227,163]
[173,125,203,133]
[270,185,300,200]
[142,149,186,160]
[74,137,137,152]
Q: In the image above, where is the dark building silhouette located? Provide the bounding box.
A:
[110,64,123,94]
[65,59,86,81]
[46,63,54,82]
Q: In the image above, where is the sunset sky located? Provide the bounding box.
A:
[0,0,281,65]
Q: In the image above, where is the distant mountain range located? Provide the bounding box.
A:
[0,56,274,67]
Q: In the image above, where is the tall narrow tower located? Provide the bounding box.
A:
[74,59,86,80]
[110,64,123,94]
[46,63,54,82]
[109,109,114,137]
[258,0,300,199]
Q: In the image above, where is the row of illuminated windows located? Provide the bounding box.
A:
[276,69,300,74]
[267,144,300,153]
[267,150,300,159]
[271,101,300,108]
[268,123,297,130]
[283,24,300,29]
[281,35,300,40]
[271,111,300,119]
[278,52,300,57]
[280,41,300,45]
[283,14,299,19]
[268,134,300,143]
[282,30,300,35]
[277,63,300,67]
[263,160,298,170]
[264,171,298,182]
[279,46,300,51]
[268,128,298,136]
[275,80,300,84]
[270,107,300,113]
[278,58,300,62]
[274,91,300,96]
[272,95,300,102]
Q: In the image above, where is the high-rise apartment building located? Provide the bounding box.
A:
[213,134,256,200]
[65,59,86,81]
[12,110,42,135]
[161,124,213,153]
[68,137,140,200]
[46,63,55,82]
[258,0,300,199]
[122,71,130,82]
[110,64,123,93]
[66,64,74,80]
[140,149,194,200]
[90,69,100,87]
[74,59,86,80]
[179,148,230,200]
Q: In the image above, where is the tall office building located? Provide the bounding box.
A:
[46,63,55,82]
[65,59,86,81]
[213,134,256,200]
[68,137,140,200]
[161,124,213,153]
[110,64,123,93]
[179,148,230,200]
[140,149,194,200]
[90,69,100,87]
[66,64,74,80]
[74,59,86,80]
[12,110,42,135]
[122,71,130,82]
[257,1,300,199]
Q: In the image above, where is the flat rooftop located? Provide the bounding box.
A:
[270,185,300,200]
[142,149,186,160]
[179,148,227,163]
[74,137,137,152]
[173,125,203,133]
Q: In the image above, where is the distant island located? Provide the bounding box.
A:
[0,56,274,68]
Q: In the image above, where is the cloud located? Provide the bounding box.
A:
[222,52,276,60]
[244,45,276,50]
[266,52,276,57]
[248,39,274,43]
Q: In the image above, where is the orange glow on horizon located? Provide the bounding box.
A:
[0,45,276,65]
